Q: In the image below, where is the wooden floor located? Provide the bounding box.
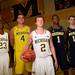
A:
[56,69,72,75]
[9,68,72,75]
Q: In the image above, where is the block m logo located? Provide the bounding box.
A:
[12,0,41,21]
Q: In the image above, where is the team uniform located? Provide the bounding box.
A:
[67,27,75,68]
[13,25,32,74]
[49,27,69,70]
[0,32,9,75]
[31,30,55,75]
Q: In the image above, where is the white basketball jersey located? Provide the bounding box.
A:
[0,32,9,53]
[31,30,52,58]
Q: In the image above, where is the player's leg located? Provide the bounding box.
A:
[57,49,69,75]
[23,70,31,75]
[61,59,69,75]
[0,55,3,75]
[15,52,32,75]
[63,70,69,75]
[25,62,32,75]
[32,58,45,75]
[9,43,14,75]
[62,53,69,75]
[71,57,75,75]
[15,52,24,75]
[4,53,10,75]
[46,56,55,75]
[70,54,75,75]
[9,68,13,75]
[71,68,75,75]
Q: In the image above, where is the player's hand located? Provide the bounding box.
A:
[20,54,29,63]
[9,58,14,68]
[54,60,58,70]
[9,62,14,68]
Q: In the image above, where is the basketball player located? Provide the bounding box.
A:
[67,15,75,75]
[9,14,31,75]
[48,15,69,75]
[23,16,58,75]
[0,19,9,75]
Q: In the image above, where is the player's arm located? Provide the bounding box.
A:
[24,34,33,51]
[21,34,32,59]
[9,28,14,48]
[50,32,58,70]
[8,33,14,67]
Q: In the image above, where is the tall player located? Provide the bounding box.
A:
[22,16,58,75]
[0,19,9,75]
[9,14,31,75]
[67,15,75,75]
[48,15,69,75]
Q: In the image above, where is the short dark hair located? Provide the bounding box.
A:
[35,15,45,22]
[52,14,59,20]
[68,15,75,20]
[17,14,24,19]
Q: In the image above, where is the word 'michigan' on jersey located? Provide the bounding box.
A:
[31,30,52,58]
[50,27,65,48]
[13,26,30,52]
[68,27,75,48]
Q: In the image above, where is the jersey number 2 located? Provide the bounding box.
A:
[40,44,46,52]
